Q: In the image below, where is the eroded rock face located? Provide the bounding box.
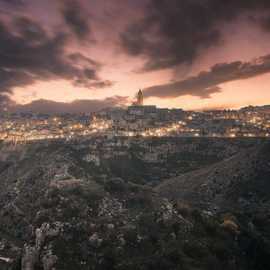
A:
[35,224,49,252]
[42,249,57,270]
[21,245,38,270]
[21,223,59,270]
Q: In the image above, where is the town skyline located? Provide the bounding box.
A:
[3,89,270,114]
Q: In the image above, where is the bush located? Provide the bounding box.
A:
[221,220,239,235]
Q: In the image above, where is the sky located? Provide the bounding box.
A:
[1,0,270,113]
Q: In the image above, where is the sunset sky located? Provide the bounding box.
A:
[1,0,270,112]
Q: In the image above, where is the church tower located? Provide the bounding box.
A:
[137,89,144,106]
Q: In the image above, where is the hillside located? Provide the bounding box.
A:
[156,142,270,212]
[0,140,270,269]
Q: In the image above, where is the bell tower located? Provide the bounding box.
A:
[137,89,144,106]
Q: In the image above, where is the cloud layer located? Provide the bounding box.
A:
[144,54,270,99]
[61,0,91,39]
[1,0,270,111]
[0,14,111,105]
[121,0,270,71]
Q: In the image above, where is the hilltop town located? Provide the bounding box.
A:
[1,91,270,144]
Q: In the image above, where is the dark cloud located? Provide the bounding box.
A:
[121,0,270,71]
[61,0,91,39]
[9,96,128,114]
[13,16,47,41]
[0,16,112,105]
[0,0,25,6]
[143,54,270,99]
[259,15,270,31]
[68,52,101,68]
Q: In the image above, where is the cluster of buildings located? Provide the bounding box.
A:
[0,114,110,144]
[1,91,270,144]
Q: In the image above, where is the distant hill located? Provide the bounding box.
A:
[7,97,127,114]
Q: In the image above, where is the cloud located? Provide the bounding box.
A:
[0,0,25,6]
[61,0,91,39]
[121,0,270,72]
[0,16,112,105]
[143,54,270,99]
[259,15,270,31]
[9,96,128,114]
